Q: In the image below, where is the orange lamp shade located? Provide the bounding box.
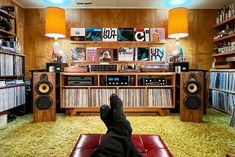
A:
[168,7,188,39]
[45,7,66,39]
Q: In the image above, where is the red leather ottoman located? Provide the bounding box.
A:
[70,134,173,157]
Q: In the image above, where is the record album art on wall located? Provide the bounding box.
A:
[150,28,165,42]
[86,47,99,62]
[97,48,113,62]
[102,28,118,41]
[71,47,86,61]
[135,47,150,61]
[150,47,166,61]
[118,28,134,41]
[86,28,102,41]
[134,28,150,41]
[117,47,134,61]
[70,28,86,41]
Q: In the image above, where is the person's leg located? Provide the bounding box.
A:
[100,104,112,129]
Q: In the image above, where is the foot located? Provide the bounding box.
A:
[100,104,112,129]
[110,94,123,110]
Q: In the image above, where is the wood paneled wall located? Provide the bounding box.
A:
[23,9,217,79]
[0,0,25,53]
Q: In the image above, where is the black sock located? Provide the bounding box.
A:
[100,104,113,129]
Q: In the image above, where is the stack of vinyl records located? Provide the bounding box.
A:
[62,89,89,108]
[210,72,229,90]
[119,88,145,107]
[148,88,172,107]
[0,86,25,112]
[91,88,115,107]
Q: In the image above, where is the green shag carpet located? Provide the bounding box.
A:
[0,108,235,157]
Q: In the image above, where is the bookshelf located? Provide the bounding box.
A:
[60,72,175,116]
[209,69,235,114]
[0,5,26,113]
[210,5,235,115]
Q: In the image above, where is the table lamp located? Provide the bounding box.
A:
[45,7,66,63]
[168,7,188,58]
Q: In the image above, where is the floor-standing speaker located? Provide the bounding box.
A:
[33,72,56,122]
[180,72,203,123]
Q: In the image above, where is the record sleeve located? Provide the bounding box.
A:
[71,47,86,61]
[135,47,150,61]
[97,48,113,62]
[118,28,134,41]
[150,28,165,42]
[150,47,166,61]
[70,28,86,41]
[134,28,150,41]
[86,47,99,61]
[117,47,134,61]
[86,28,102,41]
[102,28,118,41]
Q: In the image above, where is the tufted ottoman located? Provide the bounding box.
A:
[70,134,173,157]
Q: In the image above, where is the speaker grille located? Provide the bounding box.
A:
[35,95,53,110]
[184,95,201,110]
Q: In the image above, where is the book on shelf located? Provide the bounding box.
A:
[150,28,165,42]
[150,47,166,61]
[118,28,134,41]
[86,47,99,62]
[71,47,86,61]
[117,47,134,61]
[97,48,113,62]
[86,28,102,41]
[102,28,118,41]
[70,28,86,41]
[134,28,150,42]
[135,47,150,61]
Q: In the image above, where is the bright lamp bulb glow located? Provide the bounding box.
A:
[170,0,185,5]
[49,0,64,4]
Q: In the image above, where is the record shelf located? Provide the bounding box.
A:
[60,72,175,116]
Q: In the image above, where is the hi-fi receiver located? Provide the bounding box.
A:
[107,76,129,86]
[90,64,118,72]
[140,77,168,86]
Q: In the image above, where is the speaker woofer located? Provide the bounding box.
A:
[35,95,53,110]
[184,81,200,95]
[184,95,201,110]
[35,81,53,95]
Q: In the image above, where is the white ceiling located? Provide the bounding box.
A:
[13,0,235,9]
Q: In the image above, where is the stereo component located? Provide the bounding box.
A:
[33,72,56,122]
[143,78,167,86]
[107,76,129,86]
[67,76,94,86]
[180,72,203,123]
[90,64,118,72]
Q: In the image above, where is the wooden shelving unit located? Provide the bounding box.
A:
[60,72,175,116]
[0,5,26,113]
[213,16,235,28]
[70,41,166,44]
[214,33,235,42]
[212,51,235,57]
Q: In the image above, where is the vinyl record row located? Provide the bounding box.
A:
[148,88,173,107]
[91,88,116,107]
[210,72,229,90]
[62,89,89,108]
[119,88,145,107]
[0,86,25,112]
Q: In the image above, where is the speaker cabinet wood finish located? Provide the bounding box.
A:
[33,72,56,122]
[180,72,203,123]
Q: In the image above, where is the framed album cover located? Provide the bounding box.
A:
[102,28,118,41]
[150,47,166,61]
[97,48,113,62]
[150,28,165,42]
[118,28,134,41]
[86,28,102,41]
[71,47,86,61]
[135,47,150,61]
[117,47,134,61]
[70,28,86,41]
[134,28,150,42]
[86,47,99,62]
